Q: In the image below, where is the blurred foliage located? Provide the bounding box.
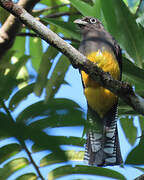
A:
[0,0,144,179]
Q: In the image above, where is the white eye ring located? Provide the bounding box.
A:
[89,18,97,24]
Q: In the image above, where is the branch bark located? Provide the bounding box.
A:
[135,174,144,180]
[0,0,144,115]
[0,0,40,59]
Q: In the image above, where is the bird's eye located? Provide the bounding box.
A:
[89,18,97,24]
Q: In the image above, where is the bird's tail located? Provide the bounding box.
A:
[84,105,123,166]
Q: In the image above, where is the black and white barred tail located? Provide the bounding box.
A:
[84,105,123,166]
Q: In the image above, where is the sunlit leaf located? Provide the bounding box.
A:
[0,158,29,179]
[12,29,26,59]
[0,143,22,164]
[16,173,37,180]
[29,34,43,71]
[48,165,126,180]
[0,55,29,100]
[40,150,84,167]
[11,55,29,89]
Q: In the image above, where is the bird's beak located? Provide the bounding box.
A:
[74,19,88,25]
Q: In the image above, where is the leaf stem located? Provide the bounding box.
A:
[136,0,142,15]
[22,142,45,180]
[0,98,44,180]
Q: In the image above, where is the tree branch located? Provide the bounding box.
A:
[44,12,80,18]
[32,3,69,14]
[0,0,144,115]
[0,0,40,59]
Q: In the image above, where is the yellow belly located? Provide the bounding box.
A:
[84,87,117,117]
[81,50,120,118]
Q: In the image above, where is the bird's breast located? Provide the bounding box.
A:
[81,50,120,117]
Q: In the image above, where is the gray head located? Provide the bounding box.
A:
[74,16,104,34]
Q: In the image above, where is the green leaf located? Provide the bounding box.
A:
[0,50,15,68]
[16,100,50,122]
[0,7,9,24]
[139,116,144,131]
[40,0,68,6]
[34,46,58,96]
[16,98,81,123]
[118,102,137,116]
[9,83,35,111]
[120,117,137,145]
[12,29,26,59]
[48,165,126,180]
[29,34,43,71]
[15,173,37,180]
[0,112,13,139]
[122,57,144,87]
[70,0,102,19]
[45,55,70,101]
[11,55,30,77]
[70,0,93,16]
[43,18,81,40]
[0,158,29,179]
[9,55,29,90]
[40,150,84,167]
[32,136,85,152]
[137,12,144,27]
[135,166,144,172]
[0,117,67,159]
[0,55,29,100]
[0,143,22,164]
[101,0,144,67]
[11,29,29,89]
[29,109,85,130]
[125,134,144,165]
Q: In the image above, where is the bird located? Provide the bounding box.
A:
[74,17,123,166]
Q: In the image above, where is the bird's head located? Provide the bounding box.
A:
[74,16,104,32]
